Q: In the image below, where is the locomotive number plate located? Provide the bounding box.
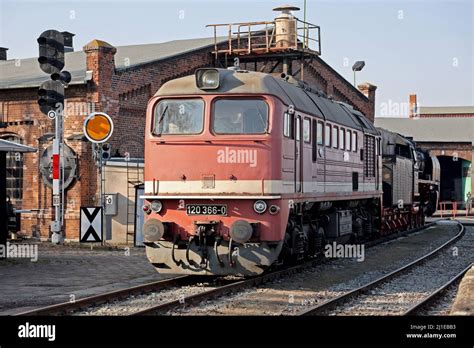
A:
[186,204,227,216]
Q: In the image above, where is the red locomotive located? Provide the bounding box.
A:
[142,68,440,276]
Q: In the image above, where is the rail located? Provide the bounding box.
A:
[403,262,473,315]
[15,276,196,316]
[299,221,465,315]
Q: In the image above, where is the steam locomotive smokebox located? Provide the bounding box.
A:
[326,210,352,238]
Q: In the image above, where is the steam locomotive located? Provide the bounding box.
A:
[141,68,440,276]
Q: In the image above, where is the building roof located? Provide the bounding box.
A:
[374,117,474,143]
[0,139,37,153]
[0,37,225,90]
[419,106,474,115]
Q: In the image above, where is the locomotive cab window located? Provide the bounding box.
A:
[213,99,268,134]
[154,98,204,135]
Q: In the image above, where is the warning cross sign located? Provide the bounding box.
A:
[80,207,103,243]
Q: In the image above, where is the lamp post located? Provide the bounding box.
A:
[352,61,365,86]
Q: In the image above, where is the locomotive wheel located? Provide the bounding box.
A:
[279,232,293,265]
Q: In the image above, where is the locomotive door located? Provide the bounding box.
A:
[294,115,303,192]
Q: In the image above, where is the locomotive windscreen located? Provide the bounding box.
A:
[154,98,204,135]
[212,99,268,134]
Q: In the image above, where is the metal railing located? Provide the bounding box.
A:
[207,18,321,58]
[438,200,473,218]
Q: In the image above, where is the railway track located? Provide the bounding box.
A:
[131,220,450,316]
[14,220,456,316]
[15,275,204,316]
[403,263,473,316]
[299,221,466,316]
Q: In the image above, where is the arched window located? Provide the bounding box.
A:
[0,134,23,208]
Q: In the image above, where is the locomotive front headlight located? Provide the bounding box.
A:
[150,200,163,213]
[253,200,267,214]
[195,68,219,90]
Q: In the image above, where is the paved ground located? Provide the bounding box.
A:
[0,243,171,315]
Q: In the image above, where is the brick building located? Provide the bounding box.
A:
[0,32,377,243]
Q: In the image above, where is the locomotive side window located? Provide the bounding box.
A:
[295,116,300,141]
[353,131,358,152]
[212,99,268,134]
[154,99,204,135]
[346,130,351,151]
[332,126,338,148]
[303,118,311,143]
[325,124,331,147]
[283,112,292,138]
[339,127,345,150]
[317,121,323,145]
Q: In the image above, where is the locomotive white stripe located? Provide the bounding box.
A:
[144,180,380,195]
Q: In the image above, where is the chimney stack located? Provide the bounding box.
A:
[409,94,417,118]
[0,47,8,61]
[61,31,75,52]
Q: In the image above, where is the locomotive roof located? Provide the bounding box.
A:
[155,69,379,135]
[377,127,414,156]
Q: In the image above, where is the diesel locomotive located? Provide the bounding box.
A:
[141,68,440,276]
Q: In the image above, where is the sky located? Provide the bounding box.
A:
[0,0,473,117]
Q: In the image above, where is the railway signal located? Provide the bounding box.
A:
[101,143,111,162]
[36,30,72,244]
[37,80,64,116]
[83,112,115,244]
[37,29,65,75]
[84,112,114,144]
